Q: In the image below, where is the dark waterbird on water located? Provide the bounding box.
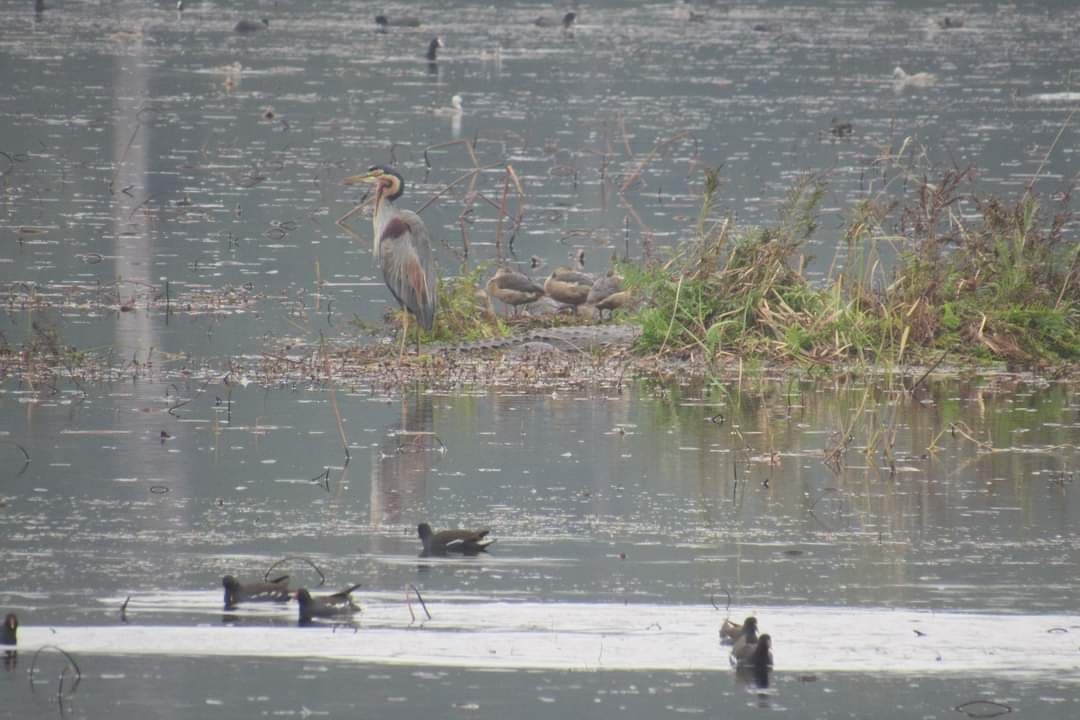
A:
[719,615,756,645]
[487,267,545,316]
[535,11,576,29]
[234,17,269,33]
[732,633,773,670]
[296,585,362,622]
[418,523,495,556]
[730,616,760,657]
[2,613,16,648]
[343,166,438,358]
[376,14,421,29]
[222,575,291,609]
[426,37,444,61]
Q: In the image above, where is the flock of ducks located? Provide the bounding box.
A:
[486,251,630,320]
[3,543,774,679]
[1,523,494,642]
[222,523,494,623]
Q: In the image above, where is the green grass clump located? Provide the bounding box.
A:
[626,163,1079,369]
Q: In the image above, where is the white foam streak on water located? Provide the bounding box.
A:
[20,603,1080,678]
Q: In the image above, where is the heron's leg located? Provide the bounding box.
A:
[399,311,409,360]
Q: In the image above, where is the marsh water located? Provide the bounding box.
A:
[2,0,1080,718]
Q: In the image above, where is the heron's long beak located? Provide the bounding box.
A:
[342,171,380,186]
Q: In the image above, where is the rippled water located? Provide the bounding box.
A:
[2,0,1080,717]
[3,376,1080,716]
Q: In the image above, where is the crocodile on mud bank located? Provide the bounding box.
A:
[432,324,642,354]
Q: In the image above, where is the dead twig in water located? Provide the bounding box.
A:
[263,556,326,586]
[320,332,351,464]
[29,645,82,699]
[309,467,331,492]
[619,130,695,194]
[405,584,432,622]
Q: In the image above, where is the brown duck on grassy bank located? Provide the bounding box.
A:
[586,271,629,320]
[487,267,545,316]
[418,522,495,556]
[545,253,594,314]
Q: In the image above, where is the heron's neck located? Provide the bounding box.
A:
[372,188,390,259]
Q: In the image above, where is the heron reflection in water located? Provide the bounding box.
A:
[343,166,438,357]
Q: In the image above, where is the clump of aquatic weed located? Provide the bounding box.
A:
[625,162,1079,370]
[352,264,506,350]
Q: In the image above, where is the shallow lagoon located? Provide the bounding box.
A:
[2,0,1080,717]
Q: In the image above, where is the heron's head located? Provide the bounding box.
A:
[343,166,404,202]
[562,12,576,28]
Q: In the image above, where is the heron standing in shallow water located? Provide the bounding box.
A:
[343,167,438,357]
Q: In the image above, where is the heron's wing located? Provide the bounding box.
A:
[379,211,438,331]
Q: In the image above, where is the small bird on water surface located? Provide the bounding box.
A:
[2,613,16,648]
[426,36,444,61]
[432,94,464,116]
[730,616,760,657]
[892,66,937,89]
[720,615,756,645]
[534,11,576,30]
[732,632,773,670]
[487,266,545,317]
[376,14,421,29]
[222,575,291,609]
[234,17,269,33]
[418,523,495,557]
[343,166,438,357]
[296,585,363,622]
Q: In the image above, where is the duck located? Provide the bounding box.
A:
[487,267,545,316]
[535,11,576,29]
[933,16,964,30]
[731,616,760,657]
[719,615,756,645]
[893,66,937,89]
[586,271,629,320]
[222,575,291,609]
[234,17,269,33]
[732,633,773,670]
[376,14,421,29]
[829,117,853,137]
[1,613,16,648]
[296,585,362,622]
[418,522,495,556]
[426,36,444,61]
[432,94,464,116]
[544,267,593,313]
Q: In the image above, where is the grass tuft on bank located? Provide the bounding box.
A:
[626,164,1079,369]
